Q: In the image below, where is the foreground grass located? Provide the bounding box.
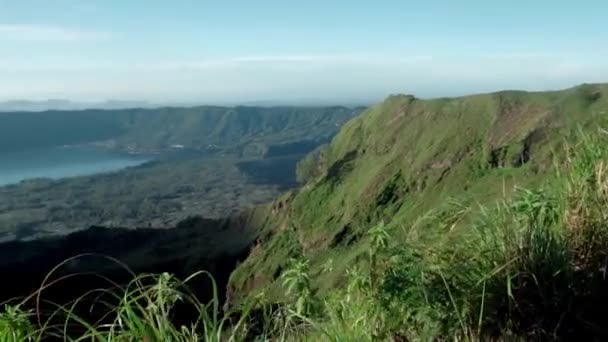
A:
[0,268,255,341]
[4,132,608,341]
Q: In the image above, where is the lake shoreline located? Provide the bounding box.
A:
[0,146,152,187]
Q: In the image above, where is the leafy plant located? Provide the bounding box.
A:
[281,259,315,317]
[0,305,35,342]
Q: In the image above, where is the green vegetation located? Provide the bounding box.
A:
[0,270,253,341]
[0,106,362,157]
[226,83,608,338]
[230,84,608,298]
[3,84,608,339]
[295,151,321,183]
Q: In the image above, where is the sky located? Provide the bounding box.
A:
[1,0,607,104]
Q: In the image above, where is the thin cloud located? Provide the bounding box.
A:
[132,54,434,71]
[481,52,553,60]
[230,54,432,64]
[0,24,111,43]
[0,54,435,72]
[231,55,327,63]
[0,53,587,77]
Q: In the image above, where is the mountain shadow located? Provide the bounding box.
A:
[0,213,262,333]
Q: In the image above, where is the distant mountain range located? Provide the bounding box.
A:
[0,100,155,112]
[0,105,364,156]
[0,99,373,112]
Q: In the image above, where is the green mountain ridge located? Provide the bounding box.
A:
[0,105,363,157]
[228,83,608,298]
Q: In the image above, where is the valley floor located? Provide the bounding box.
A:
[0,154,300,241]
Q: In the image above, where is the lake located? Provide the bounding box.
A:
[0,146,150,186]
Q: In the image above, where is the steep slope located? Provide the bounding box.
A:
[229,83,608,298]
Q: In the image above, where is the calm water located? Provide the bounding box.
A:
[0,146,150,186]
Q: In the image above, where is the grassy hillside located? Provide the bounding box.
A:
[223,83,608,338]
[0,106,363,157]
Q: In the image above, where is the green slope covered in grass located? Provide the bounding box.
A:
[230,84,608,295]
[223,83,608,338]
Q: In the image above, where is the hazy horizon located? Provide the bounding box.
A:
[0,82,604,110]
[2,1,608,103]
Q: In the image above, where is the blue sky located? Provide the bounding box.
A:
[1,0,607,103]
